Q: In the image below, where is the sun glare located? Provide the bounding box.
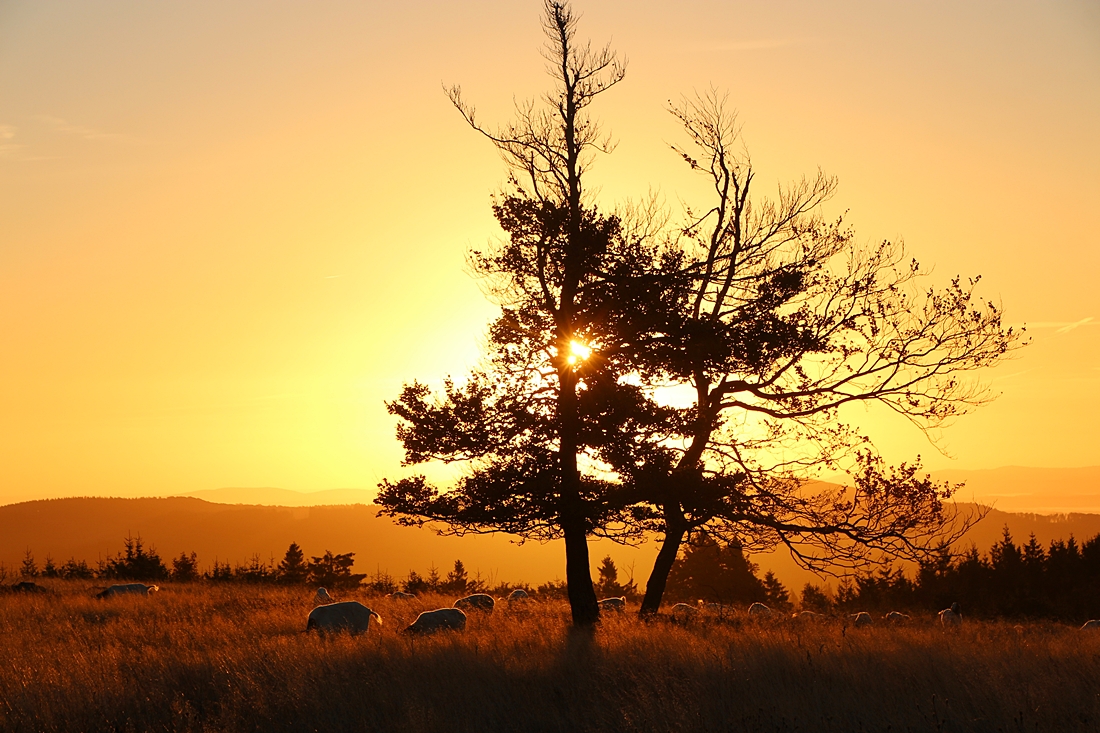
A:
[566,340,592,366]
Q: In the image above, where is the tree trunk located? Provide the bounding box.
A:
[639,508,687,615]
[563,517,599,625]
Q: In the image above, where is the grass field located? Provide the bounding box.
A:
[1,582,1097,732]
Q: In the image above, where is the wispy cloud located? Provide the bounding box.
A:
[0,124,23,157]
[1025,317,1097,334]
[35,114,128,141]
[709,38,801,52]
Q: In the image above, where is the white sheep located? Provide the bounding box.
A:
[747,602,773,617]
[1080,619,1100,630]
[453,593,495,613]
[671,602,699,619]
[792,610,822,620]
[96,583,159,599]
[306,601,381,636]
[848,611,873,627]
[938,602,961,627]
[404,608,467,635]
[507,589,530,602]
[884,611,911,623]
[598,596,626,612]
[315,587,333,605]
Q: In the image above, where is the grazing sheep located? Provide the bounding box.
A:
[404,608,467,635]
[598,597,626,612]
[747,602,773,617]
[671,603,699,619]
[96,583,159,599]
[388,591,416,601]
[848,611,873,627]
[1080,620,1100,630]
[939,602,962,627]
[315,587,334,605]
[792,610,822,620]
[306,601,381,636]
[507,589,530,602]
[884,611,911,623]
[10,581,47,594]
[453,593,495,613]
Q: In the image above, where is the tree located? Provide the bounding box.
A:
[307,550,365,590]
[444,560,469,595]
[20,549,37,578]
[799,583,832,613]
[101,536,168,581]
[377,0,649,626]
[276,542,308,584]
[762,571,791,611]
[626,92,1023,613]
[171,552,200,582]
[376,2,1022,625]
[594,555,637,599]
[664,532,766,605]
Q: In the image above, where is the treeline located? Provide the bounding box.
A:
[809,527,1100,620]
[3,538,378,591]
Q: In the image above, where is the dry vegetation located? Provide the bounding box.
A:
[1,582,1098,732]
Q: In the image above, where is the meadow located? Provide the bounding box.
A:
[1,582,1097,733]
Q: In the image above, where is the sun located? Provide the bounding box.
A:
[565,339,592,366]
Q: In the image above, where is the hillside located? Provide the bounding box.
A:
[4,496,1100,592]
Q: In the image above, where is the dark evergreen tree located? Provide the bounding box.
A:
[276,542,309,584]
[665,532,766,605]
[762,571,791,611]
[307,550,365,590]
[41,555,58,578]
[101,536,168,581]
[443,560,469,595]
[20,549,37,578]
[799,583,832,613]
[170,552,200,582]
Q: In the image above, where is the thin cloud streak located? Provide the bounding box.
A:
[707,38,802,52]
[35,115,129,142]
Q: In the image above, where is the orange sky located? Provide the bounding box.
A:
[1,1,1098,506]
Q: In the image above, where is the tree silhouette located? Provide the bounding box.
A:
[376,1,1022,624]
[664,532,767,605]
[276,542,308,584]
[101,536,168,581]
[171,552,200,582]
[307,550,364,590]
[627,93,1022,613]
[376,0,656,626]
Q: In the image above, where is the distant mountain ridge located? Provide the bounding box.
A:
[5,495,1100,592]
[176,487,376,507]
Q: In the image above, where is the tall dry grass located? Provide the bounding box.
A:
[0,581,1097,732]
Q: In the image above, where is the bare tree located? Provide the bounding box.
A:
[632,91,1024,614]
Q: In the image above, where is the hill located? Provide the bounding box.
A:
[5,496,1100,592]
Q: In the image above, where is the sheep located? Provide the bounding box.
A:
[96,583,159,599]
[884,611,911,623]
[315,587,334,605]
[792,610,823,620]
[1080,620,1100,630]
[507,589,530,602]
[306,601,381,636]
[938,602,962,627]
[10,581,47,594]
[671,603,699,619]
[453,593,495,613]
[388,591,416,601]
[747,602,774,617]
[404,608,467,635]
[848,611,873,627]
[598,597,626,612]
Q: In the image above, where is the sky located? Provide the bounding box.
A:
[1,0,1098,506]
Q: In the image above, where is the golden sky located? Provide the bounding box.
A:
[1,1,1098,505]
